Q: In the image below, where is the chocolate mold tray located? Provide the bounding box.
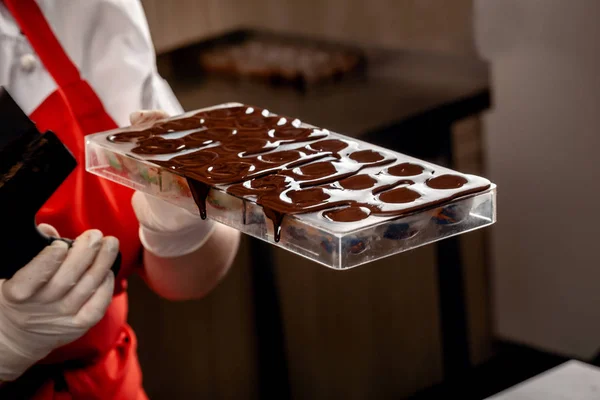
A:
[85,103,496,269]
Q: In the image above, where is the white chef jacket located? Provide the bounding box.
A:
[0,0,183,127]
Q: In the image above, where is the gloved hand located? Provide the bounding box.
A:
[130,110,215,259]
[0,225,118,382]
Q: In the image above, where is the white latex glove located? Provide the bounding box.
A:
[130,110,215,259]
[132,191,215,259]
[0,226,117,382]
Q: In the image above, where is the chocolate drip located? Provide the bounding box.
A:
[263,207,285,242]
[108,105,490,242]
[186,178,210,219]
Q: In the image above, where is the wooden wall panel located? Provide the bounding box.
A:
[452,116,494,366]
[127,236,259,399]
[273,246,443,399]
[142,0,476,56]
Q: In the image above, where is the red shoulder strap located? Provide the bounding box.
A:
[4,0,81,89]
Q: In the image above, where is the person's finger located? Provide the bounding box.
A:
[129,110,170,126]
[2,241,69,303]
[38,223,59,238]
[72,271,114,328]
[61,236,119,313]
[40,230,103,301]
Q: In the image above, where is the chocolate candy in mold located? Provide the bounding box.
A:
[160,173,192,198]
[343,236,369,255]
[431,198,474,225]
[116,155,140,174]
[177,178,193,197]
[207,189,243,212]
[287,225,309,241]
[382,214,429,240]
[245,208,266,225]
[139,165,161,186]
[383,223,416,240]
[105,151,123,172]
[319,236,336,254]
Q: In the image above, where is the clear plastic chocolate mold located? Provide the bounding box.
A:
[85,103,496,269]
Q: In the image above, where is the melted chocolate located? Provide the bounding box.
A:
[186,179,210,220]
[387,163,424,177]
[338,175,377,190]
[324,206,370,223]
[427,174,468,189]
[263,208,285,242]
[309,139,349,152]
[132,137,186,155]
[108,105,490,242]
[379,187,421,204]
[349,149,385,163]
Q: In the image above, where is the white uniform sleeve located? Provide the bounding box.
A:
[41,0,183,127]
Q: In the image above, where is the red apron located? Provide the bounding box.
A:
[3,1,147,399]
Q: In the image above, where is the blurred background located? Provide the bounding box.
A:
[126,0,600,398]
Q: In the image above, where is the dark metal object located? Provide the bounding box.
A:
[0,87,121,279]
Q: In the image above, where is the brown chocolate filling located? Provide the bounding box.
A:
[323,206,371,223]
[379,187,421,204]
[338,175,377,190]
[426,174,468,189]
[387,163,424,177]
